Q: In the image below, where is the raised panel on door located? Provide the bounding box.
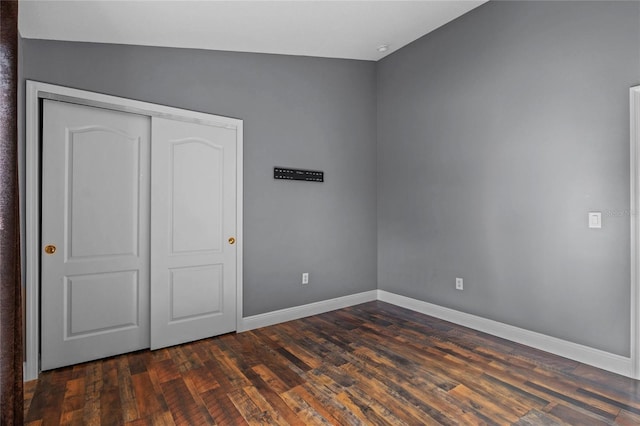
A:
[151,117,237,350]
[41,100,150,370]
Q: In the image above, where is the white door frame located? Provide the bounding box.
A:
[631,85,640,379]
[24,80,244,380]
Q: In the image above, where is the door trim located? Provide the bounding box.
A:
[25,80,244,380]
[631,85,640,379]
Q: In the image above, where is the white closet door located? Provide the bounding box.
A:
[150,117,237,350]
[41,100,151,370]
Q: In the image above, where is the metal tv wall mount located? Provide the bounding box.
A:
[274,167,324,182]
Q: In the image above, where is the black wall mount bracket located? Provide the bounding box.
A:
[274,167,324,182]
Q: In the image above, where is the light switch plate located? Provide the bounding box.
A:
[588,212,602,229]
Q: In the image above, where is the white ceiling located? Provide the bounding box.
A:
[19,0,487,61]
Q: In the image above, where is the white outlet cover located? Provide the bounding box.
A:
[588,212,602,229]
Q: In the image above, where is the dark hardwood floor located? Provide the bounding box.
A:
[24,301,640,425]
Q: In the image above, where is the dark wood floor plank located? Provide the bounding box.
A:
[338,386,407,425]
[449,383,520,424]
[184,367,220,395]
[243,384,291,425]
[127,351,150,376]
[577,383,640,415]
[337,349,463,424]
[58,409,84,426]
[23,378,38,418]
[513,408,570,426]
[525,380,619,421]
[152,358,181,385]
[81,363,103,426]
[572,363,640,398]
[616,408,640,425]
[231,330,271,368]
[200,387,248,425]
[25,301,640,425]
[280,385,340,425]
[116,357,139,423]
[547,402,613,426]
[338,361,447,425]
[100,359,124,426]
[160,377,214,425]
[130,372,167,419]
[25,370,66,425]
[227,386,277,424]
[174,343,205,372]
[299,376,364,425]
[243,366,305,426]
[207,344,252,389]
[266,324,324,370]
[251,364,291,395]
[60,377,85,414]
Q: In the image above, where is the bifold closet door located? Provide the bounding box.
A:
[41,100,151,370]
[150,117,237,350]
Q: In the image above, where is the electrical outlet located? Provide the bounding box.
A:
[302,272,309,285]
[456,277,463,291]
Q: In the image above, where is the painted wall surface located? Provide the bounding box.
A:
[20,0,640,358]
[377,0,640,356]
[20,40,378,316]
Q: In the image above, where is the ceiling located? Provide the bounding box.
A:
[19,0,487,61]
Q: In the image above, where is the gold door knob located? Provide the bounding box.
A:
[44,245,57,255]
[228,237,236,245]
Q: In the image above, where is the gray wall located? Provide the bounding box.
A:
[377,0,640,356]
[21,0,640,357]
[20,40,378,316]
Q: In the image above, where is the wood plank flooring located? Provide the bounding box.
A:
[24,301,640,425]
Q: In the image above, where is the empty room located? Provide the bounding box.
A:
[2,0,640,424]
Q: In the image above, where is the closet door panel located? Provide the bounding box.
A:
[150,117,237,350]
[41,100,151,370]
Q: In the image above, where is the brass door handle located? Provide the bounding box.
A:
[44,245,57,255]
[228,237,236,245]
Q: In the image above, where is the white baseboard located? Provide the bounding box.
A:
[23,287,634,380]
[238,290,378,332]
[238,289,633,378]
[377,290,634,378]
